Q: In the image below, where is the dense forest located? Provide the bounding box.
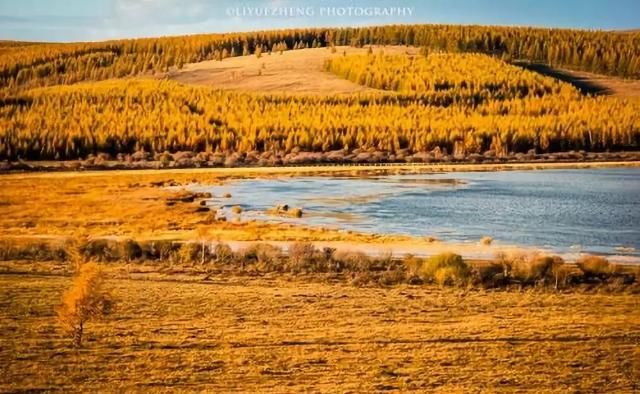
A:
[1,24,639,94]
[0,24,639,164]
[1,76,638,161]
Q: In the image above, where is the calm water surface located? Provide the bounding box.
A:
[194,168,639,258]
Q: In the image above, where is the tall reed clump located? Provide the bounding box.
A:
[56,262,114,347]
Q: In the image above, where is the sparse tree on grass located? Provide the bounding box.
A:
[56,262,113,347]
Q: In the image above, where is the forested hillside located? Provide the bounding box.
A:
[0,24,639,165]
[1,24,639,94]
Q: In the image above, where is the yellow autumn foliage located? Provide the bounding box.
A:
[56,262,113,347]
[0,76,638,160]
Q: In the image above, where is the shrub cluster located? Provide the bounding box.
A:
[0,239,67,261]
[1,238,636,290]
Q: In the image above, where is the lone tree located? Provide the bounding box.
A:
[56,262,113,347]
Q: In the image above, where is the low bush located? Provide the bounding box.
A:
[266,204,304,218]
[402,254,422,277]
[379,269,406,286]
[176,242,204,265]
[351,271,376,287]
[140,240,180,261]
[550,259,578,289]
[77,238,143,262]
[473,262,505,288]
[418,253,471,286]
[3,235,635,291]
[115,239,143,262]
[576,255,612,279]
[287,242,324,273]
[212,243,235,264]
[480,236,493,245]
[242,243,283,271]
[322,247,336,262]
[334,251,376,272]
[289,208,303,218]
[78,239,110,260]
[510,254,554,284]
[497,252,568,286]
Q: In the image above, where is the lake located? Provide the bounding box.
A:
[193,168,640,258]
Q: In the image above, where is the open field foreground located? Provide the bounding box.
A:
[1,274,639,392]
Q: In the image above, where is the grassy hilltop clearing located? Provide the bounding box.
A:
[1,23,640,392]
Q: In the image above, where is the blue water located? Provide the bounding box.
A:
[193,168,640,257]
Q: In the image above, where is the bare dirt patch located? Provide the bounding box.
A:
[515,61,640,97]
[565,69,640,97]
[166,46,419,94]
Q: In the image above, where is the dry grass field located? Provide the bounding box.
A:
[1,273,639,392]
[166,46,419,94]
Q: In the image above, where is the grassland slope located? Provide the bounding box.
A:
[166,46,419,94]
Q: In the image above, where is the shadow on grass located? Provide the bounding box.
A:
[513,61,612,95]
[227,334,640,349]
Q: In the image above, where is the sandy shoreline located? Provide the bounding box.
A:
[3,160,639,180]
